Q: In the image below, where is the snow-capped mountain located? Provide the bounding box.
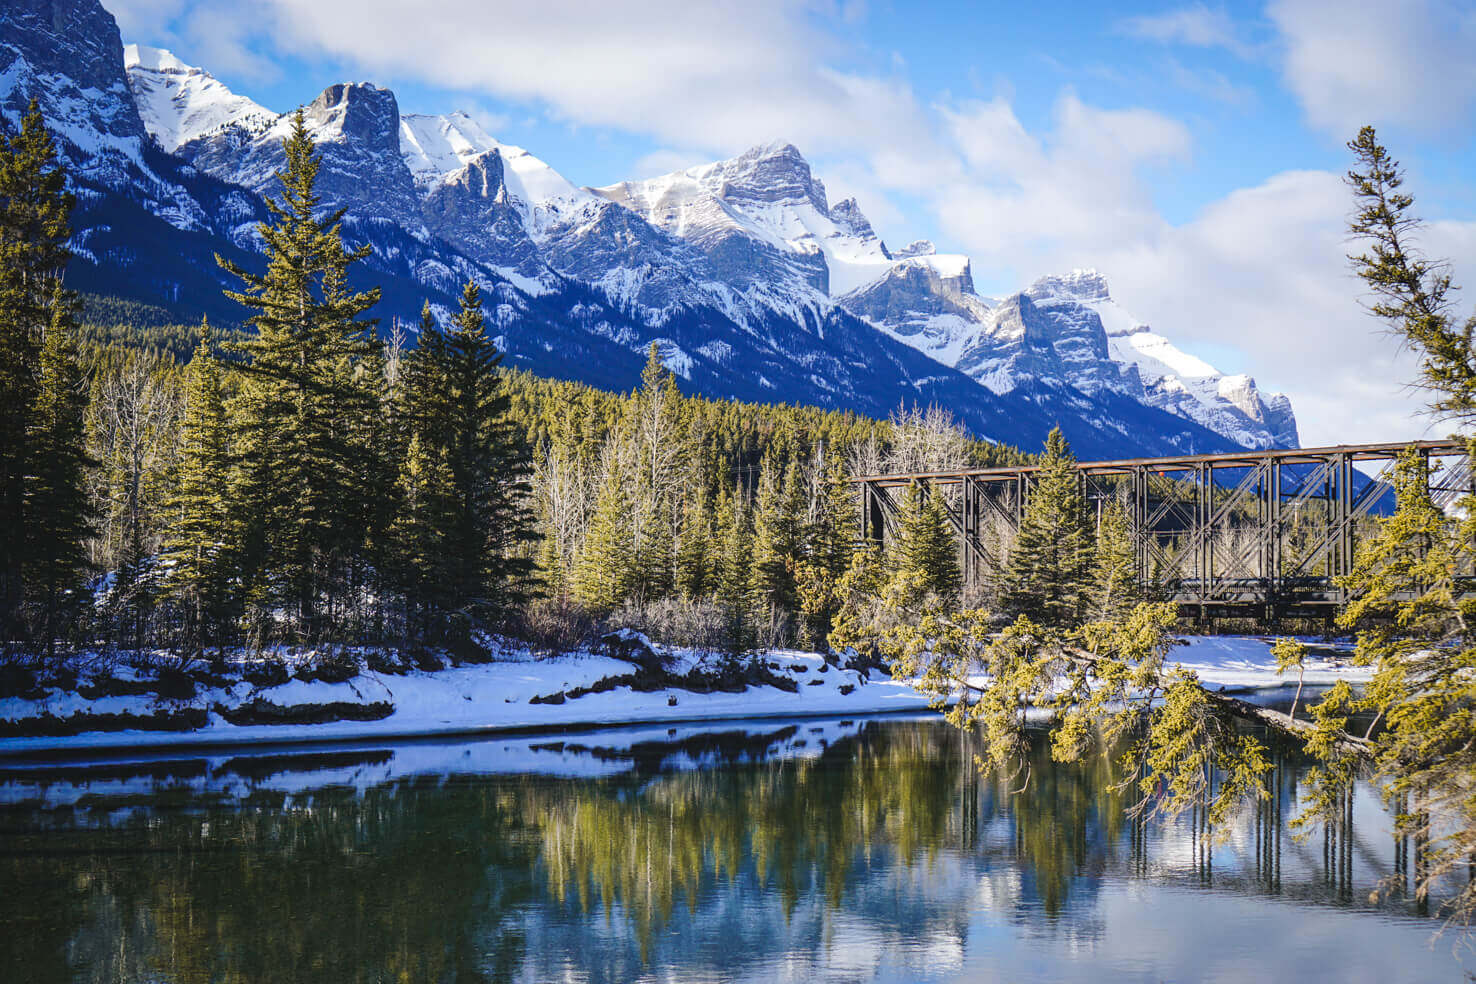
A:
[852,267,1297,449]
[591,145,1296,449]
[1025,272,1297,448]
[598,142,893,306]
[123,44,275,154]
[2,0,1298,460]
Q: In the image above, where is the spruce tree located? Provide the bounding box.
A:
[889,483,961,602]
[676,487,715,600]
[162,331,238,651]
[795,452,857,647]
[414,281,535,628]
[0,102,75,645]
[627,344,683,604]
[218,110,380,639]
[751,455,805,615]
[386,433,455,638]
[25,288,92,656]
[716,489,757,655]
[1091,501,1138,619]
[573,458,636,613]
[999,428,1092,628]
[807,451,856,580]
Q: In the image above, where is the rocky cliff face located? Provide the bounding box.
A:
[1023,271,1299,448]
[177,81,422,227]
[1,0,147,164]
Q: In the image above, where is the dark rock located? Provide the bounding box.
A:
[0,707,208,737]
[153,666,196,700]
[366,650,408,675]
[596,630,671,673]
[214,699,393,726]
[294,650,360,684]
[0,664,43,701]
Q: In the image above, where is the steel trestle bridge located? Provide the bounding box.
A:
[853,439,1473,619]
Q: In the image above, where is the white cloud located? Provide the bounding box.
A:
[936,93,1189,279]
[1119,4,1253,57]
[248,0,939,163]
[1098,170,1436,446]
[108,0,284,82]
[1268,0,1476,136]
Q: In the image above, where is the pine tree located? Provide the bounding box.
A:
[676,487,715,600]
[25,288,92,656]
[573,457,636,613]
[386,433,455,639]
[807,451,856,581]
[218,110,381,639]
[414,281,535,628]
[0,102,75,645]
[795,451,856,648]
[999,428,1092,628]
[751,455,805,615]
[1091,501,1138,619]
[162,330,238,650]
[627,344,684,604]
[715,489,757,655]
[888,483,961,602]
[1346,127,1476,426]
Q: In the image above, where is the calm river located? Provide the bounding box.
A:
[0,714,1467,982]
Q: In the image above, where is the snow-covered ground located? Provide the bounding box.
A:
[0,635,1369,756]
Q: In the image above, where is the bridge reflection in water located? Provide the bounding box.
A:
[854,440,1473,618]
[0,719,1457,983]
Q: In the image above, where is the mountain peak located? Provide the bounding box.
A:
[829,197,879,243]
[125,41,275,153]
[697,140,827,214]
[308,83,399,145]
[743,140,806,162]
[894,240,936,259]
[123,43,190,74]
[1026,269,1112,305]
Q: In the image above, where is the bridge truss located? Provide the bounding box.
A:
[853,440,1472,619]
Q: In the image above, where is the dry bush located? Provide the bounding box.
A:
[512,597,602,655]
[607,598,739,653]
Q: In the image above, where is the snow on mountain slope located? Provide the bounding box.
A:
[839,254,994,367]
[400,112,595,228]
[170,78,424,227]
[597,142,894,299]
[123,44,275,153]
[1026,271,1298,448]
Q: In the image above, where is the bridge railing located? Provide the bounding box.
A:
[852,439,1472,616]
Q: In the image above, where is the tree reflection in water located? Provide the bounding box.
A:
[0,719,1452,983]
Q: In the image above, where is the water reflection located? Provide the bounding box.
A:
[0,717,1463,983]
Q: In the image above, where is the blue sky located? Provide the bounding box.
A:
[112,0,1476,445]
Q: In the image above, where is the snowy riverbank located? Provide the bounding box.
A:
[0,634,1371,756]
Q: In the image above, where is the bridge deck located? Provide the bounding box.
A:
[852,438,1471,617]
